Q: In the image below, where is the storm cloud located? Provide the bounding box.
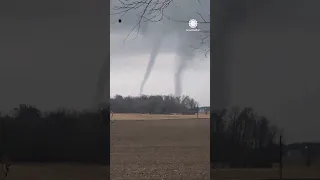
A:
[110,0,210,105]
[223,0,320,142]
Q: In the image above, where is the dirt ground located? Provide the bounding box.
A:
[110,118,210,180]
[5,164,320,180]
[111,113,210,120]
[3,117,209,180]
[4,117,319,180]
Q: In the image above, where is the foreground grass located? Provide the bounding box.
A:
[111,113,210,120]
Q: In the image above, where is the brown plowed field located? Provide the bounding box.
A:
[110,118,210,180]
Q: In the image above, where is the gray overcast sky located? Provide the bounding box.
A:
[110,0,210,106]
[0,0,108,112]
[0,0,210,112]
[227,0,320,143]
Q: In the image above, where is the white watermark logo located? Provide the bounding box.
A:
[186,19,200,32]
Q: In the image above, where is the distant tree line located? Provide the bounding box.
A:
[0,100,289,169]
[110,94,199,114]
[0,104,109,164]
[211,107,282,168]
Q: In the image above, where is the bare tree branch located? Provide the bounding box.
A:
[122,0,153,44]
[111,0,210,55]
[196,12,208,23]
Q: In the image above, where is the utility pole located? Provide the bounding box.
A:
[100,107,110,166]
[0,118,5,161]
[197,105,199,119]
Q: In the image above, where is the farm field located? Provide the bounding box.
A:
[2,115,209,180]
[110,118,210,180]
[3,114,319,180]
[4,164,320,180]
[111,112,210,120]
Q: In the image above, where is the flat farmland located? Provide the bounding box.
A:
[3,112,320,180]
[110,117,210,180]
[6,113,318,180]
[111,113,210,120]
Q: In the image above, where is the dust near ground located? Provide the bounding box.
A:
[110,118,210,180]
